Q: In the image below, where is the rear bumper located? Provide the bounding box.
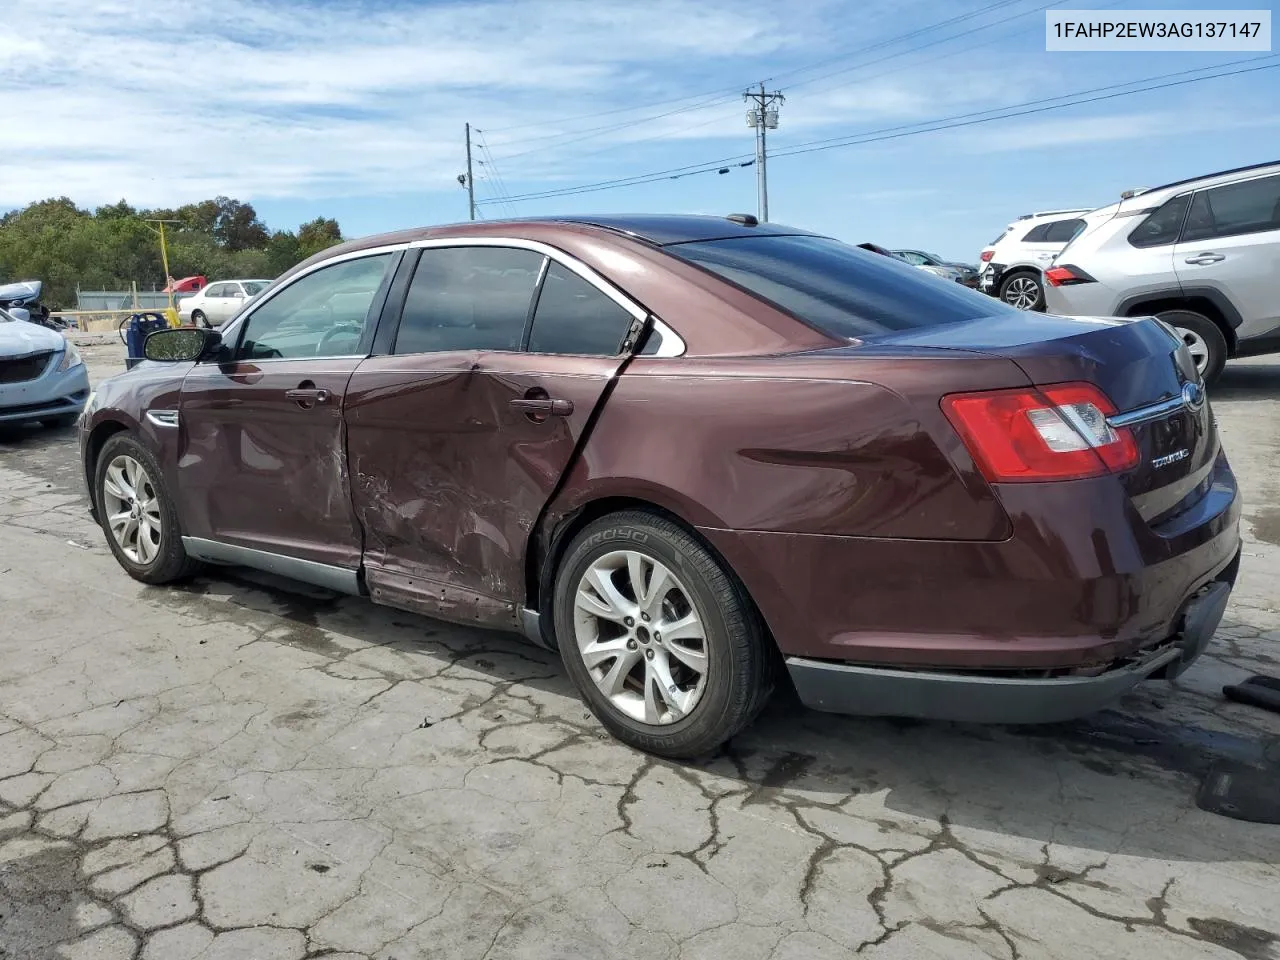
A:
[787,576,1234,723]
[699,451,1241,678]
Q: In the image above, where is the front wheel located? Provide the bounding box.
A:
[95,433,200,584]
[999,271,1045,311]
[553,510,775,759]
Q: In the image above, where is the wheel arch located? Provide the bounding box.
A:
[527,490,767,653]
[1118,289,1241,354]
[83,419,132,515]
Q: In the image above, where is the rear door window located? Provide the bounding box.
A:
[1180,174,1280,243]
[1129,194,1191,248]
[394,247,545,354]
[1044,219,1086,243]
[668,234,1011,339]
[527,262,636,355]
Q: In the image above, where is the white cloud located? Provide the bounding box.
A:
[1,0,1267,216]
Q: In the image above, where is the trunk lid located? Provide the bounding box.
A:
[870,313,1215,523]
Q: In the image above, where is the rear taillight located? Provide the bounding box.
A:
[1044,264,1096,287]
[979,250,994,262]
[942,382,1139,482]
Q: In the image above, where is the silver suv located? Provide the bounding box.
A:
[1044,161,1280,383]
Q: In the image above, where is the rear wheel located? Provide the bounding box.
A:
[1158,309,1227,384]
[190,309,208,328]
[95,433,200,584]
[999,271,1045,311]
[553,510,774,759]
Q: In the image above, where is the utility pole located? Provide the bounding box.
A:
[744,82,784,222]
[461,123,476,221]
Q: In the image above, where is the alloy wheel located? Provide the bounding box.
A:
[101,455,162,565]
[1002,276,1041,310]
[1174,326,1210,376]
[573,550,709,725]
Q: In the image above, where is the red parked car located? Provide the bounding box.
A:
[80,215,1240,758]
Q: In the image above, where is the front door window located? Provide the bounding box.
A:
[237,254,396,360]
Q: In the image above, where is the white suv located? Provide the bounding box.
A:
[1044,161,1280,383]
[978,209,1092,310]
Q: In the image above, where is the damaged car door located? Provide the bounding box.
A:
[345,242,643,628]
[176,251,399,583]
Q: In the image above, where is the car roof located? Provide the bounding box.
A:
[1140,158,1280,197]
[309,215,821,264]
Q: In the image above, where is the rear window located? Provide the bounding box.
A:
[668,234,1011,339]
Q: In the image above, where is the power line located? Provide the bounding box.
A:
[772,56,1280,159]
[474,130,520,217]
[483,0,1043,158]
[477,57,1280,207]
[482,91,742,161]
[494,0,1066,172]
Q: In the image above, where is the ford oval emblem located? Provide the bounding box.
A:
[1182,381,1206,412]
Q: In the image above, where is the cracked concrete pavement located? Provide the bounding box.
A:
[2,342,1279,960]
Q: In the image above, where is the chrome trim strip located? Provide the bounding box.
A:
[1107,394,1187,428]
[145,409,179,428]
[181,537,361,595]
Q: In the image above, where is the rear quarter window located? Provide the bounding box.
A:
[668,234,1013,340]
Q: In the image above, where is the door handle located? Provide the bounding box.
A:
[509,397,573,416]
[286,384,331,409]
[1184,253,1225,265]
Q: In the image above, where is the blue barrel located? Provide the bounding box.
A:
[122,313,171,369]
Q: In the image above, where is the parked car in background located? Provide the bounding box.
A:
[0,305,89,428]
[1045,160,1280,384]
[0,280,60,328]
[978,209,1092,310]
[178,279,271,327]
[81,214,1239,758]
[164,275,207,294]
[893,249,980,287]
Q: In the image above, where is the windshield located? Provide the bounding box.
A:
[242,281,269,295]
[0,307,15,323]
[669,234,1013,339]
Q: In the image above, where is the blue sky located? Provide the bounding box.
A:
[1,0,1276,261]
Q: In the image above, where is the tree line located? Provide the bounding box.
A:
[0,196,345,309]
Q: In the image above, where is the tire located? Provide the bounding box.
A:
[41,414,79,429]
[998,270,1045,311]
[190,310,208,328]
[553,510,775,759]
[94,433,200,584]
[1157,309,1227,385]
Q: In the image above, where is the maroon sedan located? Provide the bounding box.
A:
[80,215,1241,758]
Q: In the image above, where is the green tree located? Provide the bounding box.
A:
[297,217,343,259]
[0,196,344,309]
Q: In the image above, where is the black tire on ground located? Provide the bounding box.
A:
[93,433,201,584]
[1157,309,1228,385]
[191,310,208,328]
[553,509,775,759]
[41,414,79,429]
[998,270,1046,311]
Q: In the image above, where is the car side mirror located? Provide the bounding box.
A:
[143,327,221,362]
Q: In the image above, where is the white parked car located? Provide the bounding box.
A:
[977,209,1092,310]
[178,279,271,328]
